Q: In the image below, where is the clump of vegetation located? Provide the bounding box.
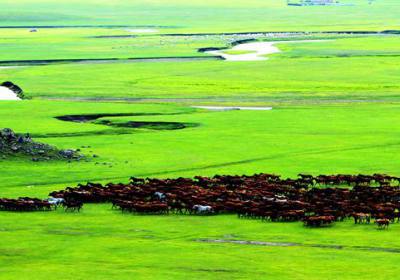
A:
[0,128,84,161]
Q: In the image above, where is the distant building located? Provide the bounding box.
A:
[288,0,339,6]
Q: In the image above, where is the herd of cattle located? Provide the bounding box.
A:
[2,173,400,229]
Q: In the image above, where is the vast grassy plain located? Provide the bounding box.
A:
[2,35,400,101]
[1,1,400,279]
[2,0,400,32]
[1,100,400,198]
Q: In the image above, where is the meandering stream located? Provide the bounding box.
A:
[206,40,327,61]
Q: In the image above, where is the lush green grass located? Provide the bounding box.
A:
[2,1,400,279]
[1,204,400,280]
[3,56,400,101]
[277,35,400,57]
[1,100,400,198]
[1,0,400,32]
[0,28,230,61]
[0,29,357,63]
[2,35,400,101]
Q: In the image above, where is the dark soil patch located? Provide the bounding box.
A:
[196,239,400,254]
[176,267,240,273]
[196,239,299,247]
[32,129,134,138]
[46,229,91,236]
[0,56,222,66]
[198,47,228,53]
[97,120,198,130]
[352,246,400,253]
[56,112,199,131]
[90,35,138,39]
[55,113,166,123]
[0,25,175,29]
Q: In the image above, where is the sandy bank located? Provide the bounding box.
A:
[206,40,327,61]
[0,86,20,100]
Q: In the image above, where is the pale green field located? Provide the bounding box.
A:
[1,1,400,279]
[2,36,400,101]
[1,205,400,280]
[0,28,228,60]
[2,0,400,32]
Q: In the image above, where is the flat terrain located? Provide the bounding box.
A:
[2,0,400,32]
[1,205,400,280]
[1,101,400,198]
[1,1,400,279]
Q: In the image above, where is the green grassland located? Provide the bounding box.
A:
[2,36,400,101]
[1,205,400,280]
[1,100,400,198]
[2,0,400,32]
[0,29,363,63]
[1,99,400,279]
[0,28,230,61]
[2,0,400,279]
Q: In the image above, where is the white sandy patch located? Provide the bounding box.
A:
[192,106,272,111]
[206,40,327,61]
[0,66,23,70]
[0,86,20,100]
[125,28,158,33]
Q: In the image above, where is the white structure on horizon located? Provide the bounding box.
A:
[287,0,339,6]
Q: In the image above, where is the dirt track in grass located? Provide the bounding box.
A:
[43,96,400,105]
[196,239,400,254]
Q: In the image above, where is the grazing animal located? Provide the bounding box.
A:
[47,197,65,208]
[304,216,335,227]
[63,201,83,212]
[375,219,390,229]
[352,213,371,224]
[192,205,214,215]
[154,192,166,201]
[41,172,400,231]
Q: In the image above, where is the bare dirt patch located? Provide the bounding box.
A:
[56,112,198,130]
[195,239,400,254]
[192,106,272,111]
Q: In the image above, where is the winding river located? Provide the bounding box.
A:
[206,40,327,61]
